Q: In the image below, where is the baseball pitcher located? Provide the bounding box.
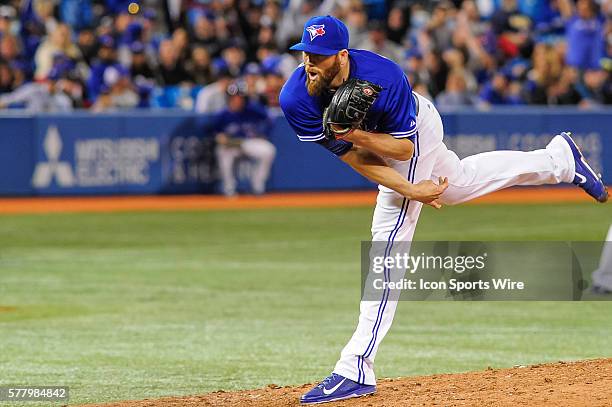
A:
[278,15,608,404]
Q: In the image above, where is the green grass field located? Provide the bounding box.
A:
[1,202,611,405]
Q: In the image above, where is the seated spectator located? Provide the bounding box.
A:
[213,83,276,196]
[34,23,81,80]
[0,66,74,112]
[76,29,97,66]
[158,39,193,85]
[186,45,214,86]
[87,34,119,102]
[57,70,85,108]
[424,51,449,98]
[525,42,561,104]
[195,68,234,114]
[10,61,28,89]
[139,9,159,47]
[0,62,13,93]
[261,0,281,29]
[242,62,266,106]
[491,0,527,35]
[213,17,231,50]
[190,14,220,57]
[386,6,409,45]
[129,41,157,82]
[403,49,430,89]
[172,27,190,65]
[117,21,144,66]
[257,24,276,52]
[442,48,477,92]
[113,11,135,45]
[344,1,369,47]
[120,21,143,47]
[356,20,404,63]
[548,66,583,105]
[436,69,478,108]
[275,0,319,49]
[424,1,455,52]
[217,40,246,78]
[256,45,297,79]
[479,72,511,105]
[577,69,612,105]
[506,80,526,104]
[263,69,285,109]
[96,15,115,38]
[91,65,138,112]
[1,34,21,63]
[0,34,31,78]
[459,0,489,38]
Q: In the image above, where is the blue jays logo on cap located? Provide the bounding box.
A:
[290,15,349,56]
[306,24,326,41]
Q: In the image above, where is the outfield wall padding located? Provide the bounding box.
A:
[0,108,610,195]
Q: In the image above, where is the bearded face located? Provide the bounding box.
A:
[305,54,341,97]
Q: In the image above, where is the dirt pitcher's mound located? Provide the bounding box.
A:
[84,359,612,407]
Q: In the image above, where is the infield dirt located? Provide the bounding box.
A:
[82,358,611,407]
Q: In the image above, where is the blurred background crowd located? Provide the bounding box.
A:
[0,0,610,113]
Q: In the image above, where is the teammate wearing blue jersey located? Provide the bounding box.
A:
[279,15,608,405]
[214,83,276,196]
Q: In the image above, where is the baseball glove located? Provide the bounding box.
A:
[322,78,382,140]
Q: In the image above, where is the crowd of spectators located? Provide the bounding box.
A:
[0,0,610,113]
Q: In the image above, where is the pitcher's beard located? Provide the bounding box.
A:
[306,58,341,97]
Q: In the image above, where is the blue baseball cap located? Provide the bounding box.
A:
[99,34,116,49]
[290,15,349,56]
[130,41,145,53]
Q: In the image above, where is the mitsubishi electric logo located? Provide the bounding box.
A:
[31,125,75,187]
[31,124,160,189]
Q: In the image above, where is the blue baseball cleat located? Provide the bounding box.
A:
[559,132,608,203]
[300,373,376,404]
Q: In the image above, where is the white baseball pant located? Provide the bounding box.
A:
[333,92,576,385]
[216,138,276,195]
[592,224,612,291]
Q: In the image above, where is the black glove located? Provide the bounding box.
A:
[322,78,382,140]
